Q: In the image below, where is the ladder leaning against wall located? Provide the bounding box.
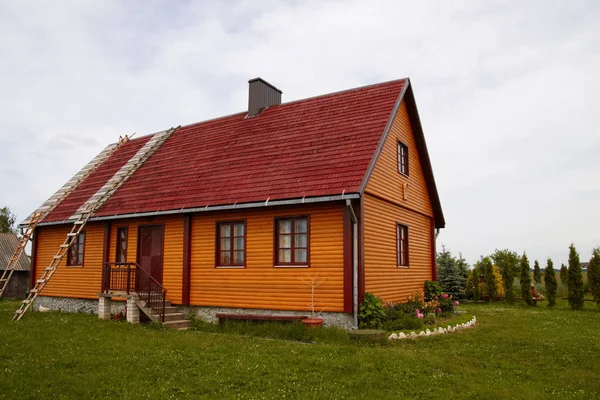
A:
[0,212,44,298]
[13,127,178,321]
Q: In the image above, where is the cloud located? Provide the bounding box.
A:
[0,0,598,266]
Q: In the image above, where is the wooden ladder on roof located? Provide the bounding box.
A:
[0,212,44,298]
[13,127,179,321]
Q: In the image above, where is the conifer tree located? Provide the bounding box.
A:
[544,258,557,307]
[437,246,465,298]
[456,253,470,284]
[560,264,569,292]
[491,249,519,304]
[533,260,542,284]
[567,244,584,310]
[588,248,600,307]
[466,268,480,301]
[520,253,533,305]
[482,257,497,303]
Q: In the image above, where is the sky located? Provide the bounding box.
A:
[0,0,598,267]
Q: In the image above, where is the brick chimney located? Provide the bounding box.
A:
[247,78,282,117]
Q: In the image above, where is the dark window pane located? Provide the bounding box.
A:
[234,238,244,251]
[234,251,244,264]
[295,219,307,233]
[295,234,307,248]
[295,249,307,263]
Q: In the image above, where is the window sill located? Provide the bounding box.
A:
[397,265,410,269]
[398,171,409,178]
[216,265,246,269]
[66,265,84,268]
[274,265,309,268]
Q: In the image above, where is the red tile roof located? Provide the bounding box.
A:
[43,137,151,222]
[94,79,407,216]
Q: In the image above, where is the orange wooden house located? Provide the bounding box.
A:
[21,78,445,328]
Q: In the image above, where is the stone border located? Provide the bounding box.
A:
[388,316,477,340]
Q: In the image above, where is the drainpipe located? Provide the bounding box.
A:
[346,199,359,329]
[435,228,440,240]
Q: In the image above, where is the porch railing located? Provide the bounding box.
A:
[102,262,167,322]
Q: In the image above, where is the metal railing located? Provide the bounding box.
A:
[103,262,167,322]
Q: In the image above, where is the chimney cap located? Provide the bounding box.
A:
[248,77,283,94]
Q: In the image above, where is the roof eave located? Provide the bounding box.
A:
[32,193,361,227]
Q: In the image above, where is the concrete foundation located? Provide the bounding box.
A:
[34,296,125,315]
[181,305,354,330]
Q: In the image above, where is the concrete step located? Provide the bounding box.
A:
[163,312,186,322]
[162,319,192,329]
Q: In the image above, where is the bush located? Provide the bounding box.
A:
[567,244,584,310]
[424,280,442,301]
[544,258,557,307]
[560,264,569,288]
[359,293,386,329]
[480,265,504,300]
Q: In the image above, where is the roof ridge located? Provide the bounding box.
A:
[176,77,409,131]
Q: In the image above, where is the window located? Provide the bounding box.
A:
[217,221,246,267]
[398,142,409,176]
[67,231,85,266]
[275,217,309,266]
[115,227,128,263]
[396,224,409,267]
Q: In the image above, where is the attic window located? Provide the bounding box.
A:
[396,224,409,267]
[67,231,85,267]
[398,142,409,176]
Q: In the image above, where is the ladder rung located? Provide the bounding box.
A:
[37,279,46,284]
[74,221,84,225]
[45,267,54,271]
[53,255,63,259]
[60,244,70,248]
[22,299,31,304]
[15,309,23,314]
[67,233,77,237]
[29,289,37,293]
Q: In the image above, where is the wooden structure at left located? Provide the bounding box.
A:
[18,77,445,329]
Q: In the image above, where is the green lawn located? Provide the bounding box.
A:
[1,299,599,399]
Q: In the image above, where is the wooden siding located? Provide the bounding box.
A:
[190,203,345,312]
[363,193,433,303]
[35,223,104,299]
[108,217,184,304]
[365,100,433,217]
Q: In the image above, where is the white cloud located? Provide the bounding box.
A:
[0,0,599,266]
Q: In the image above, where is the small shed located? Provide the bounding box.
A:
[0,233,31,299]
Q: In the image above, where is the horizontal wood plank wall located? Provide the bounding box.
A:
[363,193,433,303]
[35,223,104,299]
[190,203,345,312]
[365,100,433,217]
[108,216,184,304]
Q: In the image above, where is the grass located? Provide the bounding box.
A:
[1,299,599,399]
